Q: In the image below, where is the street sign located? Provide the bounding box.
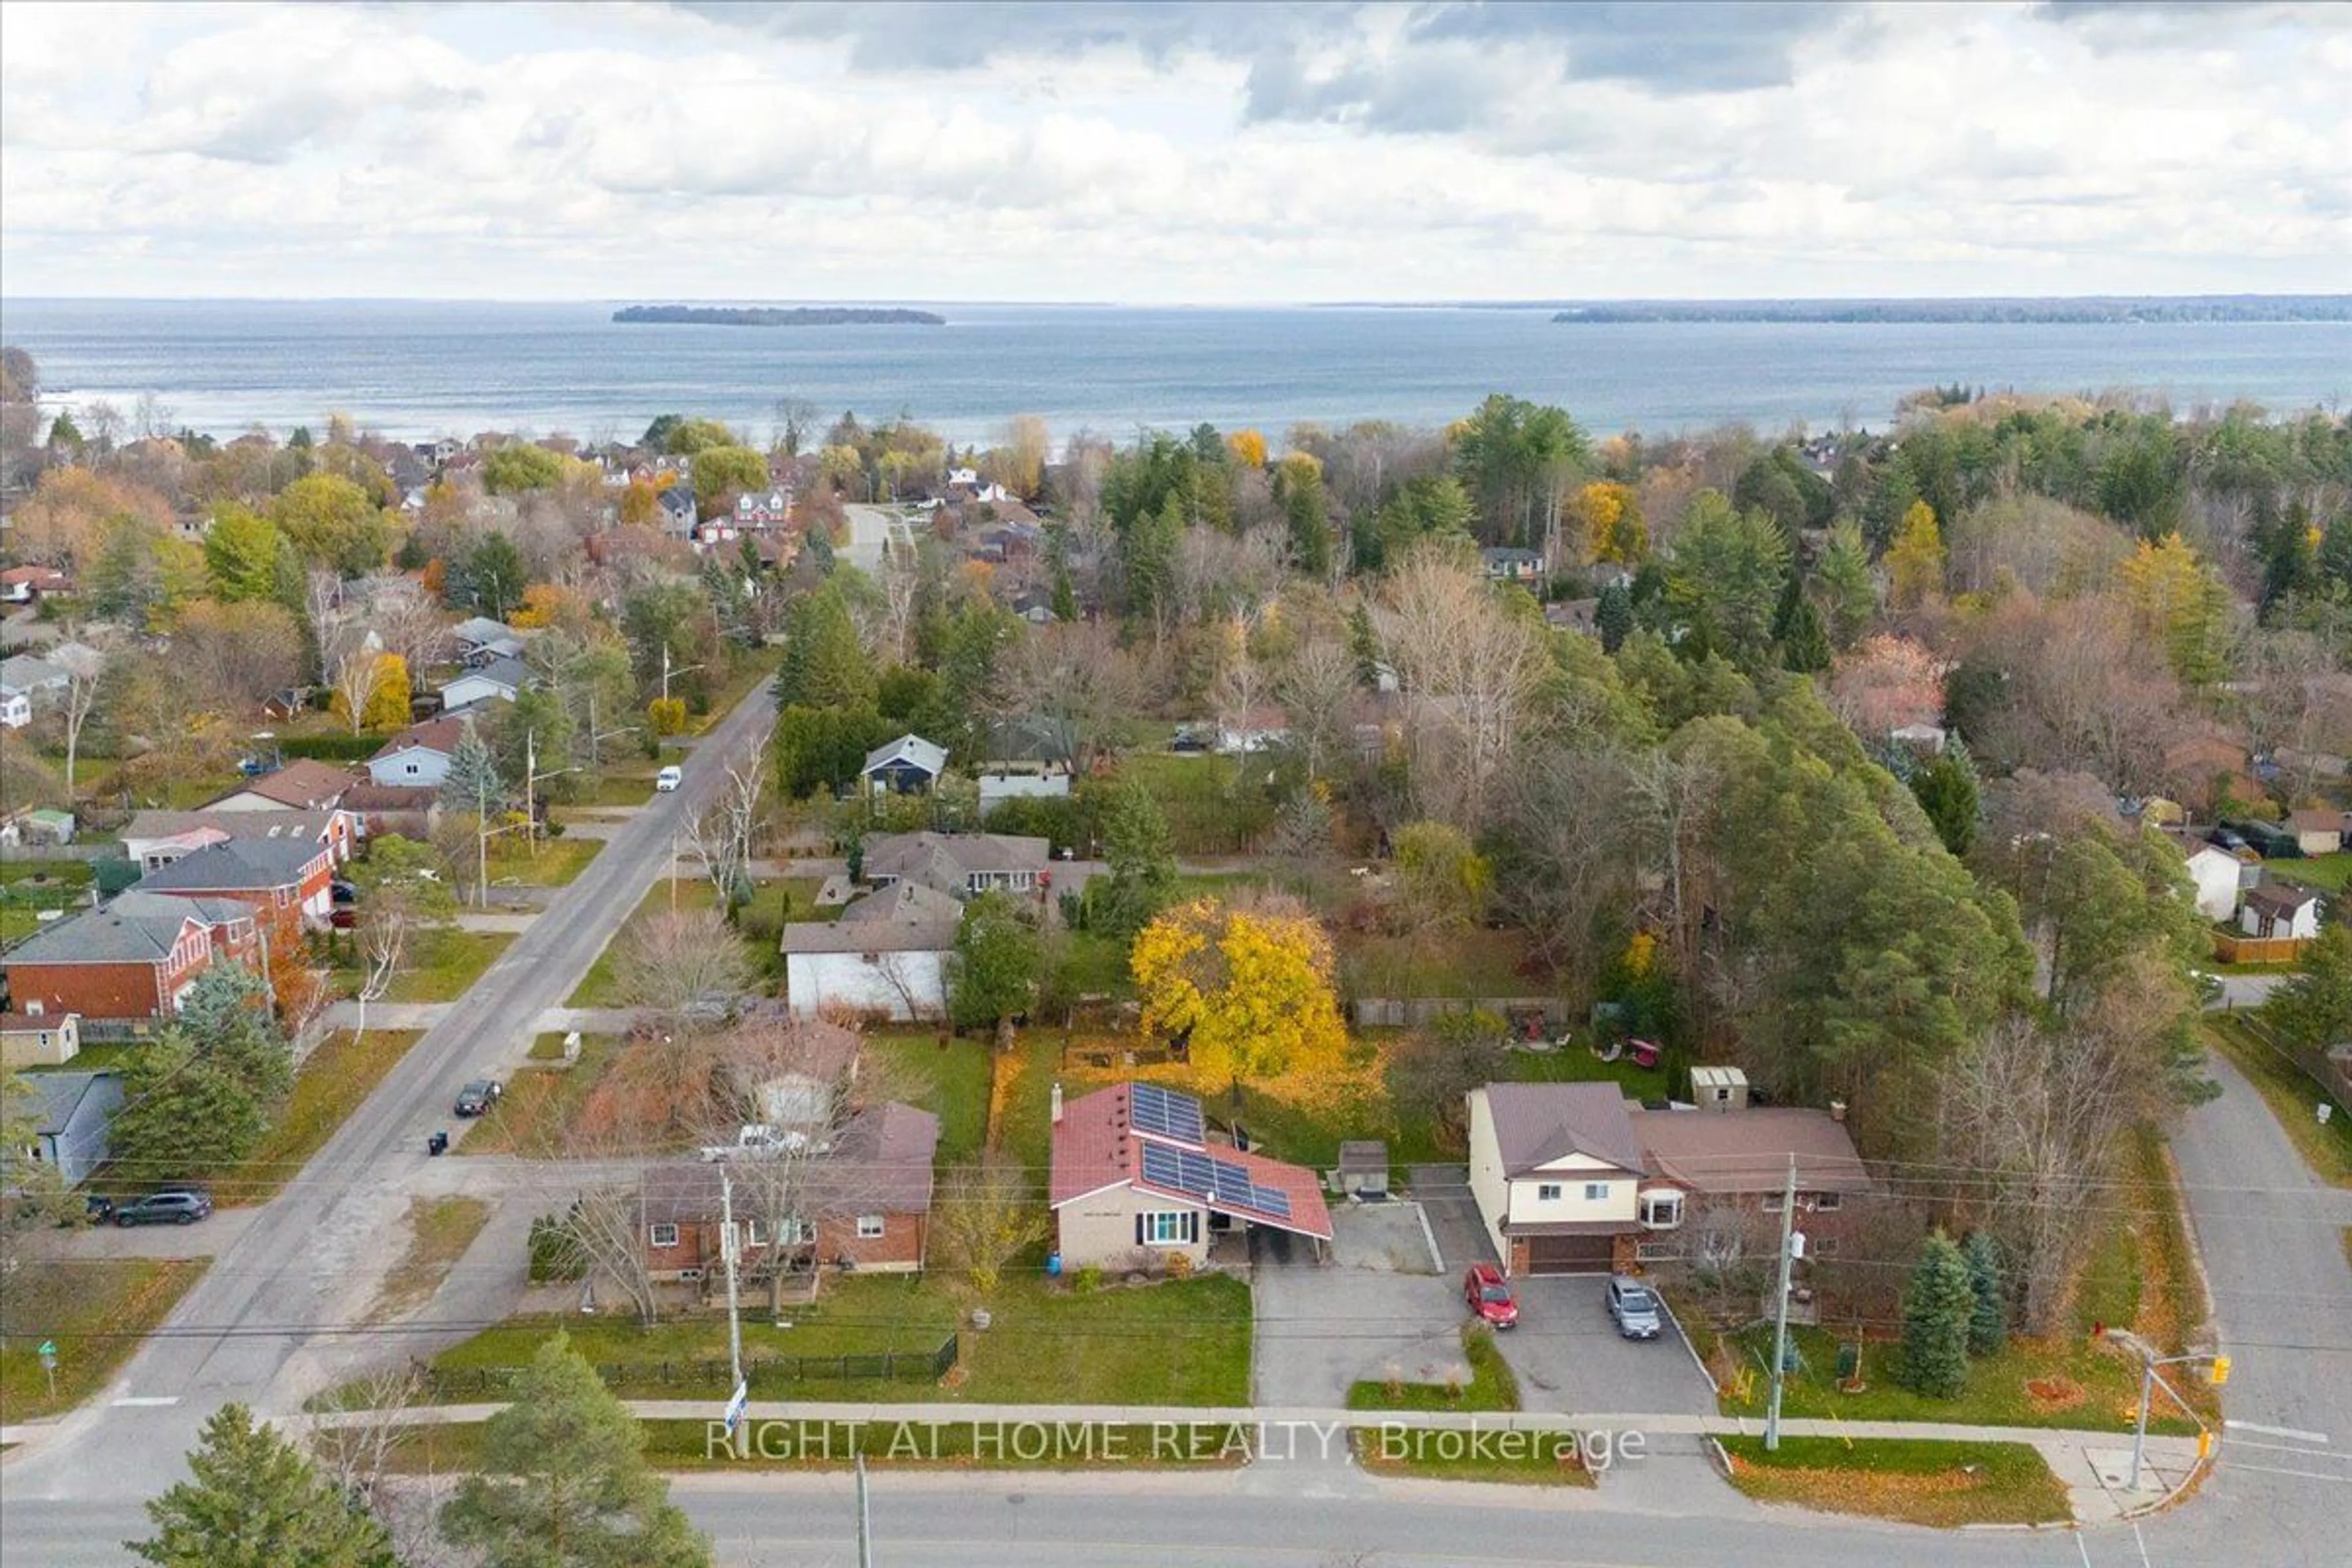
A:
[722,1379,750,1438]
[36,1340,57,1369]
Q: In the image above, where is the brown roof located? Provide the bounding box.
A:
[638,1101,940,1224]
[1628,1107,1874,1197]
[1049,1082,1332,1240]
[2245,884,2318,918]
[2288,809,2343,834]
[1478,1082,1645,1177]
[211,760,355,809]
[781,883,963,955]
[0,1011,75,1031]
[372,715,472,762]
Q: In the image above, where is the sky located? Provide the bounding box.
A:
[1,0,2346,303]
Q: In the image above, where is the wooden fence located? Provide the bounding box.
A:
[2212,934,2311,965]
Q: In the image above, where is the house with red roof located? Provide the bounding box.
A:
[1049,1081,1332,1271]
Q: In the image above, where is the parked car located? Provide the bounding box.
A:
[116,1189,213,1227]
[655,765,684,793]
[1169,728,1209,753]
[1605,1274,1662,1340]
[1463,1262,1519,1329]
[453,1080,502,1117]
[83,1193,116,1224]
[330,880,358,905]
[2208,827,2249,853]
[329,907,356,929]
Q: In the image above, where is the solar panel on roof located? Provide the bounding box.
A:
[1178,1149,1217,1196]
[1139,1141,1184,1190]
[1130,1083,1203,1146]
[1212,1157,1251,1195]
[1252,1185,1292,1219]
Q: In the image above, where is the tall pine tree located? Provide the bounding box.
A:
[1898,1230,1976,1398]
[132,1403,396,1568]
[1962,1230,2008,1357]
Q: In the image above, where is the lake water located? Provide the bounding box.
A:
[2,298,2345,447]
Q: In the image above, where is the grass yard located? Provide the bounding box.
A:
[423,1273,1251,1407]
[2206,1017,2352,1185]
[1712,1322,2199,1436]
[342,929,516,1004]
[2271,853,2352,893]
[0,1258,209,1422]
[0,859,92,949]
[1719,1436,2070,1528]
[18,1041,140,1076]
[455,1035,621,1156]
[1348,1325,1520,1412]
[1351,1427,1594,1486]
[212,1030,426,1205]
[864,1030,993,1167]
[572,771,656,809]
[567,879,731,1008]
[1115,752,1278,857]
[691,646,787,734]
[367,1196,491,1324]
[483,835,602,887]
[1336,930,1543,999]
[388,1418,1247,1474]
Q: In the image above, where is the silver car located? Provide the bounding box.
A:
[1607,1274,1662,1340]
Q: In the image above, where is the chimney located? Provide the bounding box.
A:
[1050,1080,1063,1125]
[1829,1099,1847,1124]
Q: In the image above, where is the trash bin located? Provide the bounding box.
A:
[1836,1343,1860,1381]
[1045,1252,1063,1278]
[427,1130,449,1156]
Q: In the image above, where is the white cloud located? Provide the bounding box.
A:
[0,0,2344,300]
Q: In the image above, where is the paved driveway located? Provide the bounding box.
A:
[1405,1163,1496,1270]
[1250,1224,1464,1408]
[1492,1273,1715,1417]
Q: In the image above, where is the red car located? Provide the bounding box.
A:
[1463,1262,1518,1329]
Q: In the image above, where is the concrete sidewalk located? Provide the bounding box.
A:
[317,1001,454,1030]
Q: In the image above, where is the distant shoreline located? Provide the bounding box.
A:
[1548,296,2352,326]
[612,305,947,327]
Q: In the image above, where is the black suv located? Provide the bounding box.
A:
[116,1189,214,1227]
[454,1080,502,1117]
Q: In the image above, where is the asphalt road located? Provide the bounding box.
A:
[0,680,777,1525]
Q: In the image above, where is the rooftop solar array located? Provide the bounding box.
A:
[1129,1082,1205,1146]
[1139,1139,1293,1220]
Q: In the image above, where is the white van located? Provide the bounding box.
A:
[655,765,683,793]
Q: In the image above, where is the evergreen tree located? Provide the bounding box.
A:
[771,586,875,710]
[1898,1230,1975,1398]
[1909,743,1981,858]
[175,961,293,1106]
[1813,521,1877,647]
[1594,581,1635,654]
[439,1332,710,1568]
[132,1403,396,1568]
[1095,778,1178,937]
[439,728,507,814]
[948,890,1046,1036]
[461,531,527,619]
[1962,1230,2008,1357]
[1777,594,1832,673]
[1122,493,1183,626]
[1050,564,1078,624]
[1280,461,1332,578]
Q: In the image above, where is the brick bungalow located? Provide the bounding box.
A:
[638,1101,941,1282]
[135,836,334,943]
[0,891,263,1025]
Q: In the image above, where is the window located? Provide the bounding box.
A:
[1536,1183,1563,1202]
[1640,1191,1683,1229]
[1811,1236,1841,1258]
[1635,1240,1677,1263]
[856,1215,886,1239]
[1762,1191,1785,1213]
[648,1223,680,1249]
[1583,1182,1610,1202]
[1813,1192,1842,1212]
[743,1220,763,1246]
[1139,1210,1199,1246]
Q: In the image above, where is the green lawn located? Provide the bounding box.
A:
[1352,1427,1593,1486]
[212,1030,426,1205]
[572,772,655,809]
[0,860,92,949]
[18,1041,140,1075]
[341,929,516,1004]
[456,1035,621,1156]
[2271,853,2352,892]
[424,1273,1251,1407]
[2206,1017,2352,1185]
[483,835,602,887]
[1337,930,1542,998]
[568,878,780,1006]
[390,1418,1247,1474]
[1719,1437,2070,1528]
[1348,1325,1520,1412]
[1115,752,1277,857]
[1714,1322,2198,1436]
[865,1031,993,1168]
[0,1259,209,1422]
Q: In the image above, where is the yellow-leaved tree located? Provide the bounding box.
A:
[1885,499,1945,609]
[1579,481,1646,564]
[1131,894,1348,1099]
[2119,530,2230,687]
[1227,429,1270,469]
[360,654,410,730]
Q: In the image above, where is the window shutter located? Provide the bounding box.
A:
[1136,1213,1147,1246]
[1186,1212,1199,1244]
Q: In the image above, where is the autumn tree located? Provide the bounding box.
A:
[1885,499,1946,610]
[202,505,287,602]
[1578,480,1647,564]
[1131,894,1348,1098]
[2118,531,2231,688]
[271,473,390,576]
[438,1332,710,1568]
[932,1159,1050,1295]
[690,443,770,511]
[1376,544,1548,829]
[611,907,754,1030]
[481,441,565,495]
[176,598,303,711]
[1227,429,1269,469]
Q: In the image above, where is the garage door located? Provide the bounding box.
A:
[1524,1234,1616,1274]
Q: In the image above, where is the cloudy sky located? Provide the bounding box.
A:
[2,0,2345,301]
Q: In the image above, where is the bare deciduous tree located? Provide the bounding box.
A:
[611,907,755,1030]
[1000,620,1142,775]
[930,1158,1049,1296]
[1374,546,1547,830]
[682,727,771,907]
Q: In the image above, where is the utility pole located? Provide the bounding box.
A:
[720,1166,747,1458]
[660,645,704,707]
[476,760,491,910]
[855,1453,873,1568]
[1765,1154,1798,1452]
